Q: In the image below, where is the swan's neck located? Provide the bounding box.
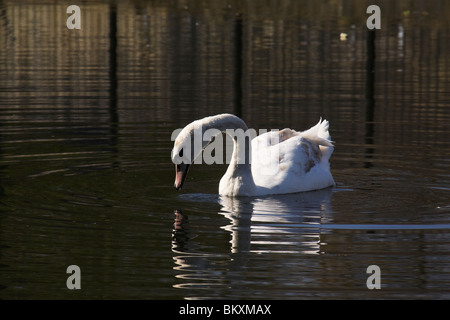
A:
[200,114,257,196]
[220,135,257,196]
[227,135,252,174]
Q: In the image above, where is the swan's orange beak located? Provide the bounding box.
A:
[174,163,190,190]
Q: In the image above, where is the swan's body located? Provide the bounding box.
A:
[172,114,335,196]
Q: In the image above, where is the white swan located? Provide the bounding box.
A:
[172,113,335,196]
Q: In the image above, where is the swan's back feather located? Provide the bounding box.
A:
[250,118,335,194]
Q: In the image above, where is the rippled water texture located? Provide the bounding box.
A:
[1,0,450,299]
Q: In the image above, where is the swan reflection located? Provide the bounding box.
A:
[172,188,334,296]
[218,188,333,254]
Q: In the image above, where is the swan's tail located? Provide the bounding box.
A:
[301,118,334,163]
[301,118,333,146]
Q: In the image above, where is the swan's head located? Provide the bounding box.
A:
[172,128,194,190]
[173,159,190,190]
[171,114,247,191]
[171,119,211,190]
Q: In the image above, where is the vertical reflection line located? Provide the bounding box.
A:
[364,29,375,168]
[233,14,243,118]
[109,3,119,154]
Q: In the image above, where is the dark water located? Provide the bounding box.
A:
[1,0,450,299]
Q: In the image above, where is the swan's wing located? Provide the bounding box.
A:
[250,130,280,182]
[251,122,334,192]
[251,130,305,189]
